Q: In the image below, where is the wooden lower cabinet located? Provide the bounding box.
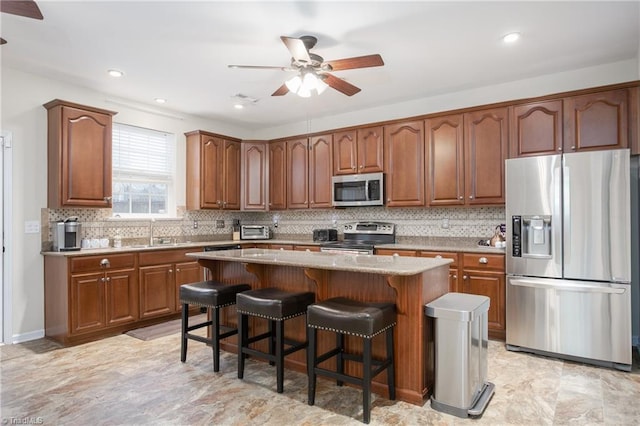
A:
[45,253,139,344]
[417,251,459,292]
[460,253,506,340]
[139,250,205,319]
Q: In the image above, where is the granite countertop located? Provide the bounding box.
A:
[187,248,452,276]
[41,235,505,256]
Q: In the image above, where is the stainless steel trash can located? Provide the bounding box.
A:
[425,293,495,418]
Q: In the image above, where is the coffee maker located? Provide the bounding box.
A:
[53,216,82,251]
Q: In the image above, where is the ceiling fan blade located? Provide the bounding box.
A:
[0,37,6,45]
[0,0,43,19]
[228,64,295,71]
[325,54,384,71]
[322,73,361,96]
[280,36,311,63]
[271,84,289,96]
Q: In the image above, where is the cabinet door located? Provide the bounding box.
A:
[139,265,176,319]
[425,114,464,206]
[105,269,138,326]
[461,271,506,339]
[309,134,333,208]
[333,130,357,175]
[269,141,287,210]
[71,272,106,334]
[464,107,508,205]
[222,140,241,210]
[60,106,113,207]
[175,261,204,311]
[384,121,425,207]
[242,142,267,211]
[357,126,384,174]
[564,89,629,152]
[200,135,223,209]
[287,138,309,209]
[510,100,563,157]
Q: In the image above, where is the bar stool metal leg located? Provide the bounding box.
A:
[336,333,344,387]
[276,320,285,393]
[212,307,220,372]
[180,303,188,362]
[386,327,396,400]
[238,312,248,379]
[307,326,317,405]
[362,338,372,424]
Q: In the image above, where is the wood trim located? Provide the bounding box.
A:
[43,99,117,116]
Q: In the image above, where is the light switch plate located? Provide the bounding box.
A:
[25,221,40,234]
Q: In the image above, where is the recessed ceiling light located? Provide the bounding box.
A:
[107,69,124,77]
[154,98,167,104]
[234,104,244,110]
[503,32,520,43]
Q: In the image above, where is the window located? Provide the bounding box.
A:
[112,123,176,217]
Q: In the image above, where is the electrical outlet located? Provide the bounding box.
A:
[216,220,225,229]
[442,218,450,229]
[193,220,198,229]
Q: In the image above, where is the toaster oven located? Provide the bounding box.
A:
[240,225,271,240]
[313,228,338,242]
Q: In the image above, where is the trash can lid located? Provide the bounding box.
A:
[424,293,490,321]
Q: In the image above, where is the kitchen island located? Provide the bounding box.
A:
[186,248,452,406]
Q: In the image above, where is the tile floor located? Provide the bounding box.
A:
[1,333,639,425]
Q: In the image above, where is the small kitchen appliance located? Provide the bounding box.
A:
[312,228,338,242]
[320,221,395,254]
[331,172,384,207]
[240,225,271,240]
[53,216,82,251]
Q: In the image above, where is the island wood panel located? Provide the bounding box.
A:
[195,257,449,405]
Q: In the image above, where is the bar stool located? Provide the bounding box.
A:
[307,297,397,424]
[180,280,251,372]
[236,287,315,393]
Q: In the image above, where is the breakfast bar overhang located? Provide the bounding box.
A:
[186,248,452,405]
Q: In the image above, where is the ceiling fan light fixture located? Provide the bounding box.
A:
[107,69,124,77]
[316,76,329,94]
[503,32,520,43]
[285,75,302,92]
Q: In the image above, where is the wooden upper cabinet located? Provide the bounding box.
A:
[44,99,117,208]
[241,142,267,211]
[185,130,240,210]
[309,134,333,208]
[425,114,465,206]
[333,126,383,175]
[384,120,425,207]
[287,137,310,209]
[509,100,563,158]
[464,107,508,205]
[269,141,287,210]
[563,89,629,152]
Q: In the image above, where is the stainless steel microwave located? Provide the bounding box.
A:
[240,225,271,240]
[331,172,384,207]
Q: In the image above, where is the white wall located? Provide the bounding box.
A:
[1,59,639,340]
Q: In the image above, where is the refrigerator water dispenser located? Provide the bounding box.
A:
[512,215,552,258]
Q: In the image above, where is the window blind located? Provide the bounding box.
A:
[112,123,174,181]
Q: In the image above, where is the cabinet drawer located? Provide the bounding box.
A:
[139,249,194,266]
[462,253,504,271]
[375,249,417,257]
[70,253,136,273]
[418,251,458,267]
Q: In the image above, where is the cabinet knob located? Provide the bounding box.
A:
[387,198,391,202]
[168,269,173,273]
[310,200,314,204]
[571,146,576,150]
[103,196,112,203]
[479,257,488,264]
[458,196,463,200]
[469,195,474,200]
[176,268,181,272]
[463,275,468,280]
[359,165,363,169]
[352,166,356,170]
[105,277,111,282]
[452,274,457,279]
[393,253,399,257]
[435,255,442,259]
[558,147,563,151]
[101,277,106,282]
[223,201,227,207]
[100,259,110,267]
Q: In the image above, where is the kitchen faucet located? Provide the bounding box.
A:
[149,218,155,246]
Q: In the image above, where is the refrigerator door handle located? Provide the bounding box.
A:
[509,278,627,294]
[563,164,570,264]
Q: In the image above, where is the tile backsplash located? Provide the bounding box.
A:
[43,206,505,249]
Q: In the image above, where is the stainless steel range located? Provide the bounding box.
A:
[320,221,395,255]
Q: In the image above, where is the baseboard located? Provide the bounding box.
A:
[11,329,45,344]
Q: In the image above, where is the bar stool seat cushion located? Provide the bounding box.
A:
[237,288,315,320]
[180,281,251,308]
[307,297,396,338]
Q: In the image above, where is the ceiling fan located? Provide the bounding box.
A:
[228,35,384,97]
[0,0,44,45]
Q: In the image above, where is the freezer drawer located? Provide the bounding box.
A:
[506,276,631,367]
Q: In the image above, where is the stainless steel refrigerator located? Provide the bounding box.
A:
[505,149,632,371]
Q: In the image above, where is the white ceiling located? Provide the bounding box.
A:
[2,1,639,130]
